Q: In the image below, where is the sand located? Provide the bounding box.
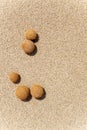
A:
[0,0,87,130]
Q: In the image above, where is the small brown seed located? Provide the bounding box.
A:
[25,29,37,40]
[16,86,30,100]
[30,84,44,99]
[9,72,20,83]
[21,40,35,54]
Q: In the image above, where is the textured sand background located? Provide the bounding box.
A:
[0,0,87,130]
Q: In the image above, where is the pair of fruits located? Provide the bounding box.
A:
[22,29,38,54]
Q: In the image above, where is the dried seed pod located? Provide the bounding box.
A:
[21,40,35,54]
[9,72,20,83]
[25,29,37,40]
[30,84,44,99]
[16,86,30,100]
